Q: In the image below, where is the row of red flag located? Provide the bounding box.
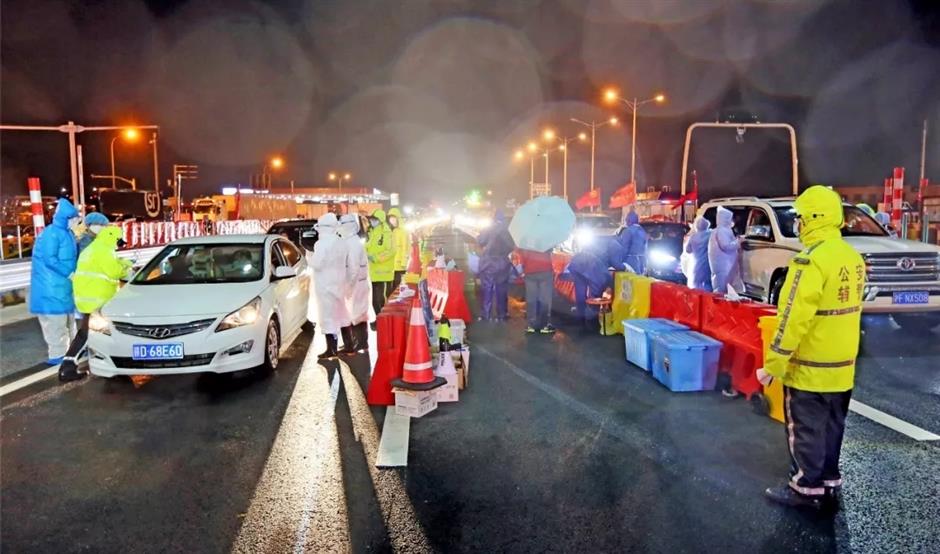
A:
[574,173,699,211]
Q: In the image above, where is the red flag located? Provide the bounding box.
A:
[575,189,601,210]
[609,182,637,209]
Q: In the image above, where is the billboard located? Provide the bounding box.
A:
[99,190,162,220]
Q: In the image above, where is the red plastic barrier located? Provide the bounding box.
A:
[551,251,576,302]
[649,282,707,331]
[427,269,450,319]
[701,295,776,398]
[366,291,414,405]
[444,270,472,323]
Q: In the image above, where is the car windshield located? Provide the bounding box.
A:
[773,206,887,238]
[132,243,265,285]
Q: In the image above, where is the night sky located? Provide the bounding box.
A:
[2,0,939,205]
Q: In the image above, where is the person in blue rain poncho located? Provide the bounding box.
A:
[29,198,80,365]
[684,216,713,291]
[476,210,515,321]
[608,211,648,274]
[567,239,614,331]
[77,211,110,253]
[707,206,743,294]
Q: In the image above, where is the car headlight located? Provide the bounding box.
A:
[576,228,594,245]
[88,312,112,336]
[216,297,262,332]
[649,249,678,268]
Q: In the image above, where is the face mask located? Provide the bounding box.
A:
[70,219,86,238]
[89,224,105,236]
[388,216,398,227]
[370,218,380,228]
[792,216,803,238]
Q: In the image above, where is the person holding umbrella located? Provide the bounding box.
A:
[509,196,576,335]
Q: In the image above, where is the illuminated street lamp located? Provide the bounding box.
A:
[603,87,665,185]
[110,128,139,190]
[271,156,284,170]
[570,116,618,192]
[328,171,352,190]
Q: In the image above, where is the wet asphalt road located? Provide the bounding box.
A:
[1,228,938,553]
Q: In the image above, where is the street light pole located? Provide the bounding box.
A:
[571,117,618,193]
[151,132,159,192]
[631,98,638,185]
[603,90,664,186]
[562,144,568,201]
[110,136,118,190]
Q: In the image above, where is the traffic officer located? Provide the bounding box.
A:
[757,185,864,510]
[58,226,132,381]
[387,207,409,292]
[365,209,395,320]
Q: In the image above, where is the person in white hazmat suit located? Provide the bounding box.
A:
[309,213,350,359]
[338,214,372,355]
[707,206,744,294]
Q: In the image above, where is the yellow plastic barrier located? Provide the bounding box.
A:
[604,272,652,335]
[759,316,784,423]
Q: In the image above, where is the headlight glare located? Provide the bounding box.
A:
[649,249,678,267]
[216,297,262,332]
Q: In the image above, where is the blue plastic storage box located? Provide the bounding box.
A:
[650,330,722,392]
[623,318,689,371]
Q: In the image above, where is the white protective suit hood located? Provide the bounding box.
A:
[339,214,360,239]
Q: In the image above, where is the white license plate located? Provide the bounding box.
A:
[892,291,929,305]
[132,343,184,360]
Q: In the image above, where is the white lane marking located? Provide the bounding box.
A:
[293,368,343,553]
[338,360,433,553]
[376,407,410,468]
[849,399,940,441]
[0,367,57,397]
[231,349,350,553]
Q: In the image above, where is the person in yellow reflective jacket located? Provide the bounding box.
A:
[387,207,409,291]
[366,209,395,320]
[59,226,132,382]
[757,185,864,510]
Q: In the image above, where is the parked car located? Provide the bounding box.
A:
[86,234,311,377]
[560,213,621,253]
[267,219,318,253]
[698,197,940,330]
[638,221,689,284]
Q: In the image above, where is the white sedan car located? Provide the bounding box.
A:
[87,234,311,377]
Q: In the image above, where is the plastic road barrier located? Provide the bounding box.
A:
[551,251,576,303]
[759,316,785,423]
[426,269,450,320]
[701,295,776,399]
[443,270,472,323]
[366,291,413,406]
[649,281,707,331]
[606,272,652,335]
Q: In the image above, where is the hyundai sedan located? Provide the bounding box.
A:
[86,234,311,377]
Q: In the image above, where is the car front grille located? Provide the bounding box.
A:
[112,318,217,340]
[110,353,216,369]
[863,253,940,284]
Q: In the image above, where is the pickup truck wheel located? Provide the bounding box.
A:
[892,313,940,333]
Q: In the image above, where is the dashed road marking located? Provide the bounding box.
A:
[0,367,57,397]
[849,399,939,441]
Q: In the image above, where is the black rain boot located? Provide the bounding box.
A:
[318,334,339,359]
[764,486,822,510]
[355,322,369,352]
[337,327,356,356]
[58,359,87,383]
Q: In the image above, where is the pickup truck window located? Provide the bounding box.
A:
[773,206,887,238]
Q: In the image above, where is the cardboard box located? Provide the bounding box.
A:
[393,388,438,418]
[434,353,460,402]
[458,346,469,389]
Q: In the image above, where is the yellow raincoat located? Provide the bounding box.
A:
[366,209,395,283]
[72,226,132,314]
[388,207,409,272]
[765,186,864,392]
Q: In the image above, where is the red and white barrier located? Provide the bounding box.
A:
[892,167,904,230]
[115,219,275,250]
[28,177,45,235]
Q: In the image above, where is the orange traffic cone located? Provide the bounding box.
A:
[404,236,422,285]
[391,295,446,391]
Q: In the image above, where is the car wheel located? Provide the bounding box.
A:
[262,319,281,372]
[892,312,940,334]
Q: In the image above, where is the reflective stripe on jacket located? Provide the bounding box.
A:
[72,227,129,314]
[764,230,864,392]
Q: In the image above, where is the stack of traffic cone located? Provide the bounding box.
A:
[404,236,422,285]
[391,294,446,391]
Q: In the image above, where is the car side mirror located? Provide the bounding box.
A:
[745,225,772,241]
[272,266,297,280]
[300,231,317,251]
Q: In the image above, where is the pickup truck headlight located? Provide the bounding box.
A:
[89,313,112,336]
[216,297,262,332]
